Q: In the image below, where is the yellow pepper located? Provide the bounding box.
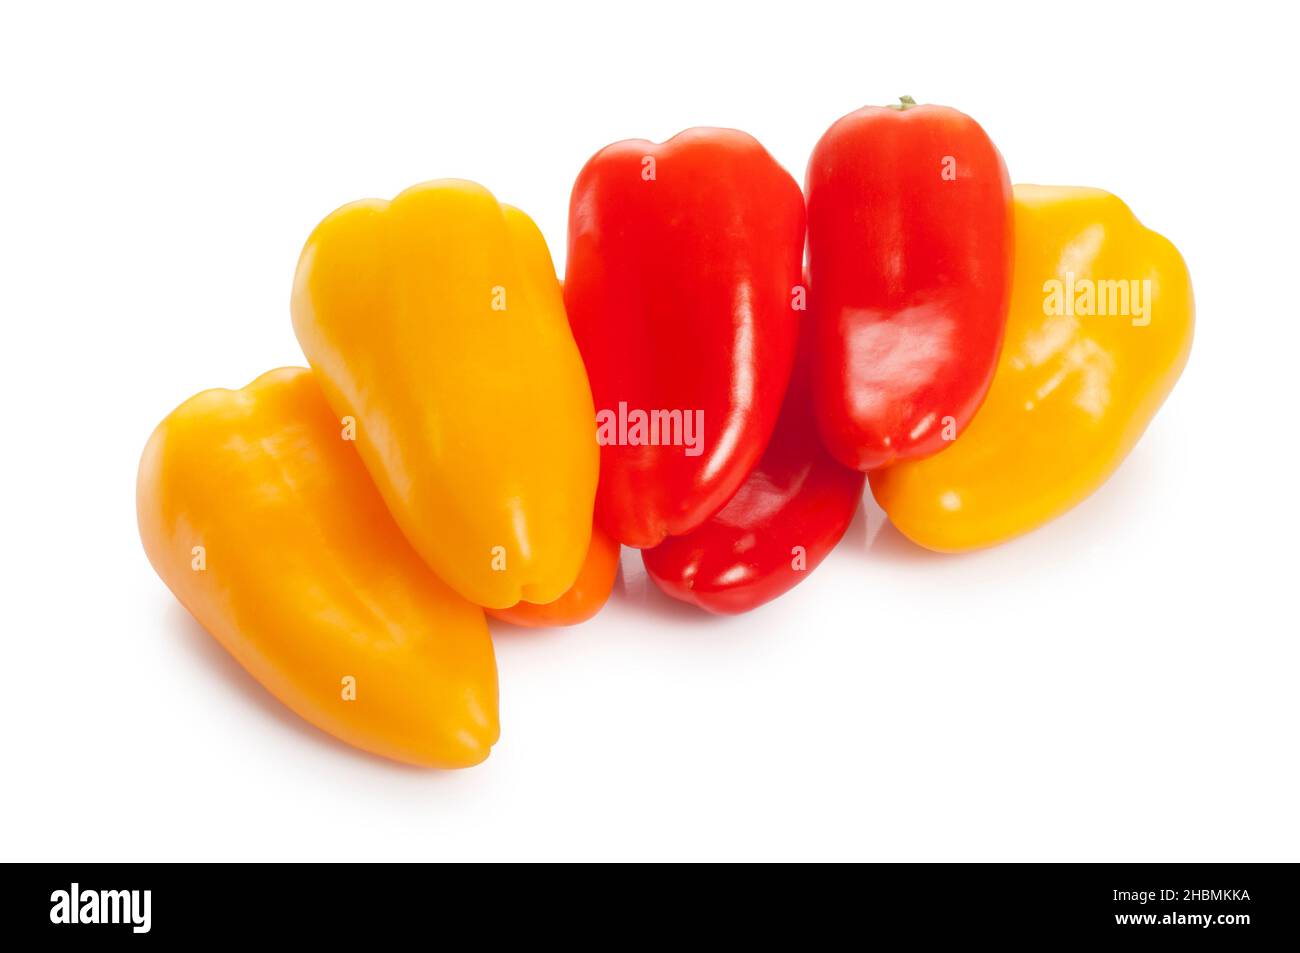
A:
[137,367,499,768]
[292,179,598,609]
[870,185,1194,551]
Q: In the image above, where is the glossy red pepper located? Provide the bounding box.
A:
[565,127,806,548]
[641,318,865,614]
[806,97,1013,471]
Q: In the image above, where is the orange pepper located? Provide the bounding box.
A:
[487,525,620,628]
[136,367,498,768]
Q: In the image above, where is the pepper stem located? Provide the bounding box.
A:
[888,95,919,111]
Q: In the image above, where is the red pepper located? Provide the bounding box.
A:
[641,319,865,614]
[805,97,1013,471]
[565,128,805,548]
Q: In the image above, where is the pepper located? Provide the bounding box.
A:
[806,97,1013,471]
[292,179,597,609]
[642,318,865,614]
[564,128,806,548]
[137,368,499,768]
[487,524,620,627]
[869,185,1194,551]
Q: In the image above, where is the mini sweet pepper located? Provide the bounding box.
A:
[292,179,598,609]
[565,128,806,548]
[137,368,499,768]
[870,185,1194,550]
[806,97,1013,471]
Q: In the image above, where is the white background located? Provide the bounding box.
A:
[2,1,1296,861]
